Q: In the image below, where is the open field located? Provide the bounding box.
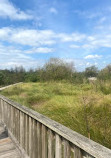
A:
[1,81,111,149]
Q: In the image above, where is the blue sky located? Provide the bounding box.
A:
[0,0,111,70]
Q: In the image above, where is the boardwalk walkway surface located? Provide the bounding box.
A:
[0,123,21,158]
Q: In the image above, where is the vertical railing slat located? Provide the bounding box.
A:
[13,107,15,136]
[26,115,29,155]
[29,116,33,157]
[20,111,25,148]
[48,129,54,158]
[34,120,38,158]
[11,105,13,134]
[32,119,35,158]
[74,146,83,158]
[37,122,42,158]
[55,134,62,158]
[63,140,71,158]
[42,124,47,158]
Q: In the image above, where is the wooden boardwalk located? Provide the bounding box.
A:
[0,123,21,158]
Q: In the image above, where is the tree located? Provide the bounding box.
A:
[0,72,5,85]
[85,66,98,77]
[98,64,111,80]
[41,58,75,81]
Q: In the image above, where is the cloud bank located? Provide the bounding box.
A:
[0,0,33,20]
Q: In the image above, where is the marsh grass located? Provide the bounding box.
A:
[1,81,111,148]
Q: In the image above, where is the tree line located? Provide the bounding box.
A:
[0,58,111,86]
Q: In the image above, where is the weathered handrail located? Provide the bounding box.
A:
[0,94,111,158]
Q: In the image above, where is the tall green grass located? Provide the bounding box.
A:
[1,81,111,149]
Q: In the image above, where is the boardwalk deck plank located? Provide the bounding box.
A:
[0,124,21,158]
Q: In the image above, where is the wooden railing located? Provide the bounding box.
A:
[0,94,111,158]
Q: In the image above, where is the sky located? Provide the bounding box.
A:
[0,0,111,71]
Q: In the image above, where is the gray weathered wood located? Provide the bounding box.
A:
[63,140,70,158]
[37,122,41,158]
[20,111,24,148]
[55,134,61,158]
[74,146,83,158]
[29,116,32,157]
[25,114,29,154]
[0,123,22,158]
[42,124,47,158]
[48,129,54,158]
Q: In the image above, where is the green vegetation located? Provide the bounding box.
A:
[1,81,111,149]
[1,58,111,149]
[1,58,111,86]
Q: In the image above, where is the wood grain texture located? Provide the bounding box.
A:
[42,124,47,158]
[55,134,62,158]
[63,140,71,158]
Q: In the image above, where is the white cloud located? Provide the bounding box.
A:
[84,54,102,59]
[49,7,58,14]
[1,26,111,53]
[86,62,98,67]
[58,33,86,42]
[11,29,56,46]
[0,27,56,46]
[90,38,111,48]
[1,27,111,52]
[70,44,80,48]
[0,43,42,69]
[0,60,40,70]
[74,10,102,19]
[0,27,86,47]
[87,36,95,41]
[98,17,106,23]
[0,0,33,20]
[0,27,11,40]
[26,47,54,53]
[86,62,90,66]
[0,26,110,71]
[81,34,111,50]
